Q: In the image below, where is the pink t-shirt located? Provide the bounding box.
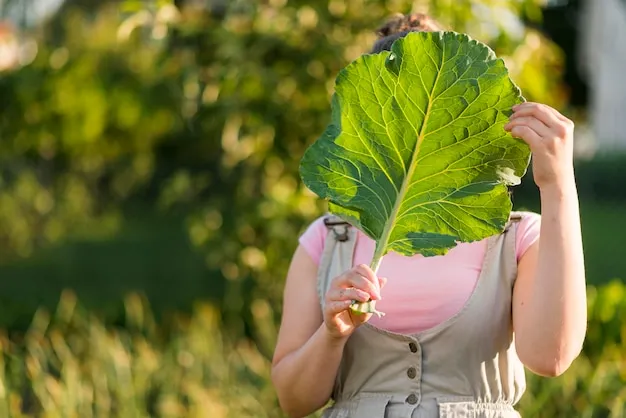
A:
[299,211,541,335]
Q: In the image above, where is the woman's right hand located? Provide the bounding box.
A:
[323,264,387,340]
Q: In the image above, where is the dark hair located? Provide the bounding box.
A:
[371,13,444,54]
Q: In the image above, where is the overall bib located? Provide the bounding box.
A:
[317,214,526,418]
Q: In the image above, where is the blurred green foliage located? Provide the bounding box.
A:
[0,0,566,334]
[0,291,283,418]
[0,282,623,417]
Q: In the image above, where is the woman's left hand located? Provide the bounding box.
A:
[504,102,575,190]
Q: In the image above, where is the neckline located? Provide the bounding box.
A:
[360,233,500,342]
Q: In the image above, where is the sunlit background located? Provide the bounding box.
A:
[0,0,624,416]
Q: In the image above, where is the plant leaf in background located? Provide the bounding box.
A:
[300,31,530,314]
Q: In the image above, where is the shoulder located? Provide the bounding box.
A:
[298,215,333,266]
[511,210,541,261]
[512,210,541,232]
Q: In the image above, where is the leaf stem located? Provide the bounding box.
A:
[369,244,385,275]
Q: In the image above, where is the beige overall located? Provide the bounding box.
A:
[316,214,526,418]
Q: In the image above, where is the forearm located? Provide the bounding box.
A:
[272,324,347,417]
[518,180,587,374]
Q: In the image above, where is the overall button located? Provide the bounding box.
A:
[406,393,418,405]
[409,342,418,353]
[407,367,417,379]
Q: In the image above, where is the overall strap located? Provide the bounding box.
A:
[501,211,523,286]
[505,211,523,232]
[316,215,357,309]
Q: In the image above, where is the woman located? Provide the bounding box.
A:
[271,13,587,418]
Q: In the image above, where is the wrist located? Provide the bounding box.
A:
[539,177,578,200]
[320,324,349,348]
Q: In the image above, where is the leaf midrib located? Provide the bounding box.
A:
[370,40,445,268]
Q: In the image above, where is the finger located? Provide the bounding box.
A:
[354,264,378,286]
[527,102,572,123]
[354,264,382,296]
[344,273,381,300]
[508,125,542,149]
[511,102,562,128]
[335,265,381,299]
[378,277,388,289]
[326,300,353,315]
[327,287,371,303]
[505,116,550,138]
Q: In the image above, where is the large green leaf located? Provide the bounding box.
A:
[300,31,530,275]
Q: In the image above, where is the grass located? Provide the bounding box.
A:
[0,292,283,418]
[0,283,623,417]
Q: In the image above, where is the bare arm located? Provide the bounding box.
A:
[271,246,382,417]
[513,184,586,376]
[507,102,587,377]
